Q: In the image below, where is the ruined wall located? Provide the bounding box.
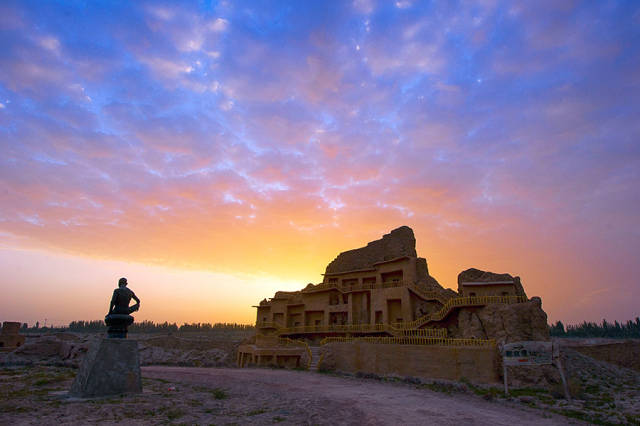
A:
[237,343,305,368]
[0,321,25,349]
[320,342,500,384]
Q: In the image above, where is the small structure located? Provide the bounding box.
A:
[0,322,25,350]
[457,268,527,298]
[237,335,309,368]
[238,226,549,383]
[70,277,142,397]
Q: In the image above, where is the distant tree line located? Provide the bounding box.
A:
[549,317,640,338]
[177,322,254,332]
[23,320,254,334]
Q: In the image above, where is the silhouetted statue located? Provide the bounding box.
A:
[72,277,143,396]
[109,277,141,315]
[105,277,141,338]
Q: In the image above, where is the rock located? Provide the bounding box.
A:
[454,299,553,389]
[507,364,562,390]
[70,338,142,397]
[416,258,455,294]
[13,335,64,358]
[456,311,486,340]
[454,300,550,344]
[0,333,95,367]
[1,333,240,368]
[317,347,336,371]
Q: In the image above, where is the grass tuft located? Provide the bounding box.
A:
[165,407,186,420]
[212,388,227,400]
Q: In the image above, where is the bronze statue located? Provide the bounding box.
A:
[105,277,140,338]
[108,277,140,315]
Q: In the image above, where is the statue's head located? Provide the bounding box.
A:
[118,277,128,287]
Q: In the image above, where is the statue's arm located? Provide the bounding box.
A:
[128,290,141,313]
[108,290,117,314]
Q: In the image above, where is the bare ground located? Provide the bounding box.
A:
[2,333,639,424]
[143,366,579,425]
[1,365,581,425]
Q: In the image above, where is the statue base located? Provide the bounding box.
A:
[69,338,142,397]
[105,314,134,338]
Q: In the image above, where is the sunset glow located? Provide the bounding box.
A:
[1,1,638,326]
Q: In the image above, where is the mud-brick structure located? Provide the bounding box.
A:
[237,226,549,383]
[0,322,25,350]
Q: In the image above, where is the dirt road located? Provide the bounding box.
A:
[143,366,576,425]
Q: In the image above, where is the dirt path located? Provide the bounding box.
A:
[143,366,576,425]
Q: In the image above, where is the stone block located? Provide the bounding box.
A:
[70,338,142,397]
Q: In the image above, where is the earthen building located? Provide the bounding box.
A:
[238,226,548,382]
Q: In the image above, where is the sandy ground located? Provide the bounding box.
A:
[142,366,575,425]
[0,364,585,425]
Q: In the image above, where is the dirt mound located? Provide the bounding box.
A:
[504,346,640,423]
[0,333,96,366]
[451,299,550,344]
[0,333,241,368]
[138,336,229,367]
[563,339,640,372]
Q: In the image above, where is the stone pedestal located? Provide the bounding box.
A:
[70,338,142,397]
[105,314,134,338]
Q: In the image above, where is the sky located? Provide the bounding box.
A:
[0,0,638,327]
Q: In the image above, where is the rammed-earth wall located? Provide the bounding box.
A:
[321,342,500,384]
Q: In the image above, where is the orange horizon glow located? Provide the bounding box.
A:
[1,219,636,328]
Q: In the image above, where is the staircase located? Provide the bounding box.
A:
[308,346,322,371]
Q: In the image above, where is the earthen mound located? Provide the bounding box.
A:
[0,333,240,368]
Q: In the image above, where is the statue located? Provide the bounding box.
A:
[70,277,143,397]
[104,277,141,338]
